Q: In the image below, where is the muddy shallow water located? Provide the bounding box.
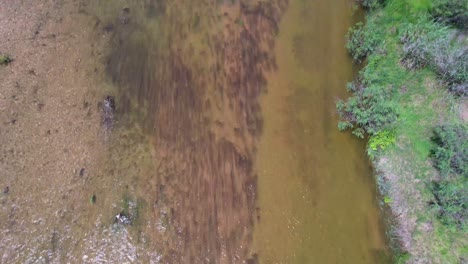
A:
[0,0,389,263]
[252,0,391,263]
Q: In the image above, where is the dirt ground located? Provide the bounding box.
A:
[0,1,114,262]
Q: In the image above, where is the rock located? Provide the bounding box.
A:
[115,212,131,225]
[3,186,9,194]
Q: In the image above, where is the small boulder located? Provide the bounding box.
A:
[115,212,131,225]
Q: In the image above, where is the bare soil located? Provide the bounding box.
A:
[0,1,113,262]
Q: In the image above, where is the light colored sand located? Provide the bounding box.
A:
[0,1,110,262]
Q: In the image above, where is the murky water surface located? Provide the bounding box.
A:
[252,0,391,263]
[0,0,390,263]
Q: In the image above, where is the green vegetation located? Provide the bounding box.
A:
[0,54,12,66]
[119,194,145,226]
[431,178,467,229]
[90,194,97,204]
[384,196,393,204]
[338,0,467,262]
[358,0,388,9]
[431,124,468,178]
[399,19,467,96]
[369,130,396,154]
[431,0,468,28]
[345,22,379,62]
[430,125,467,230]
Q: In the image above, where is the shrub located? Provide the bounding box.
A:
[346,22,379,62]
[399,19,468,96]
[430,124,468,178]
[431,0,468,29]
[337,80,398,138]
[369,129,396,151]
[431,178,467,229]
[431,44,468,96]
[430,124,467,230]
[399,21,436,69]
[0,54,12,65]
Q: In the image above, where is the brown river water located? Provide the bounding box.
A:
[0,0,390,263]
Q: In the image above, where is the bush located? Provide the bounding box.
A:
[399,19,468,96]
[337,80,398,138]
[431,0,468,29]
[430,125,467,230]
[431,44,468,95]
[346,22,379,62]
[368,129,396,158]
[369,129,396,151]
[430,124,468,178]
[399,21,439,69]
[431,178,467,229]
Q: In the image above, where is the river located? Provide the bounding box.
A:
[252,0,391,262]
[0,0,389,263]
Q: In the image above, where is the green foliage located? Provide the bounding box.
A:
[90,194,96,204]
[340,5,406,138]
[430,124,467,230]
[399,19,444,69]
[430,0,468,28]
[0,54,12,65]
[409,0,432,11]
[383,196,393,204]
[358,0,387,9]
[369,130,396,151]
[430,124,468,178]
[399,17,468,96]
[431,178,467,230]
[346,22,379,62]
[337,80,398,137]
[395,252,410,264]
[434,46,468,96]
[339,0,468,260]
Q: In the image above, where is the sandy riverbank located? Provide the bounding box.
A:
[0,1,112,262]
